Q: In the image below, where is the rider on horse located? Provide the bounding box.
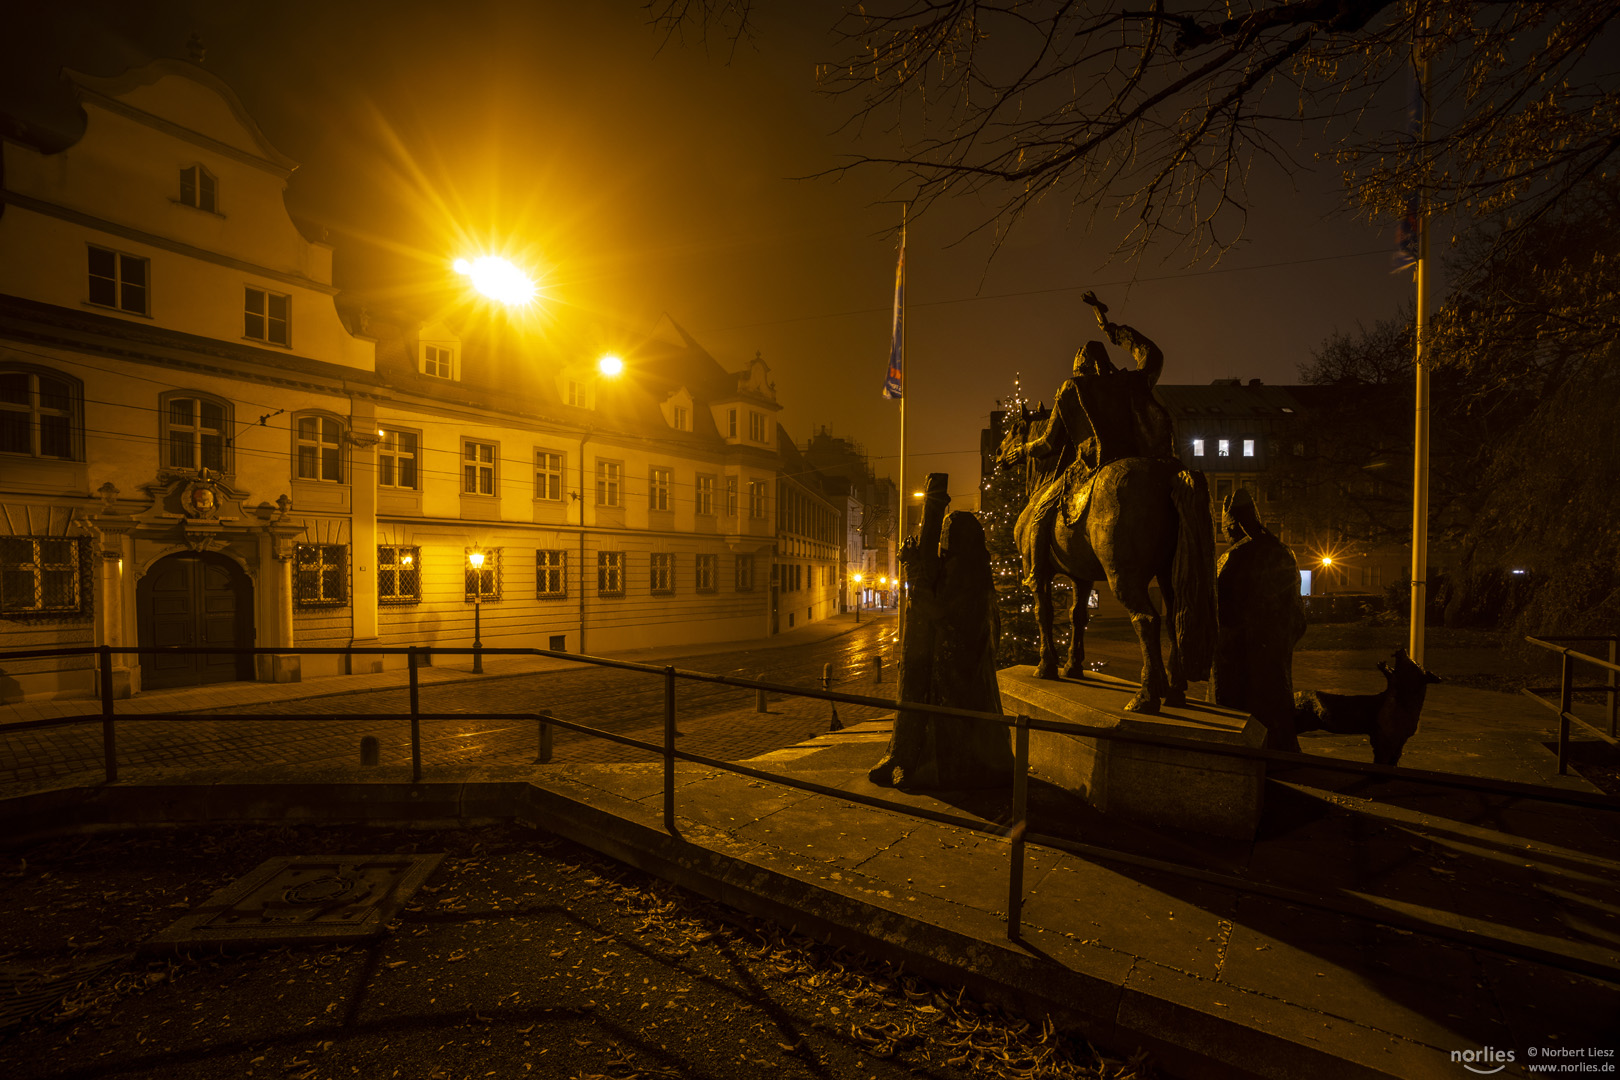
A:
[1021,293,1177,584]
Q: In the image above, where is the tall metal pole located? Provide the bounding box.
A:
[1408,37,1433,665]
[897,204,909,659]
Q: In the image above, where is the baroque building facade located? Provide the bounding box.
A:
[0,60,784,702]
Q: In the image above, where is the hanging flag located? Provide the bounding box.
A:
[882,238,904,399]
[1392,58,1423,273]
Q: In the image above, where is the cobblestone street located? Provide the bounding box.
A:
[0,619,901,789]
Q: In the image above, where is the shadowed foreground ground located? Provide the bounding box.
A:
[0,823,1152,1080]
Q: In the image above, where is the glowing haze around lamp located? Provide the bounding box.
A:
[454,256,536,307]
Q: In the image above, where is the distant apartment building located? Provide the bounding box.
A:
[773,431,844,632]
[801,429,898,610]
[0,59,786,702]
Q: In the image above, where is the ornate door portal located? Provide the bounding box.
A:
[137,552,254,689]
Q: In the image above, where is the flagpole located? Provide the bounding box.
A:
[897,203,908,655]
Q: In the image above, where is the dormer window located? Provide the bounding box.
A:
[423,343,453,379]
[673,405,690,431]
[180,165,216,213]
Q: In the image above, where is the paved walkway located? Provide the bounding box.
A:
[526,719,1620,1078]
[0,613,891,727]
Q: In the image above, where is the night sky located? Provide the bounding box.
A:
[3,1,1417,504]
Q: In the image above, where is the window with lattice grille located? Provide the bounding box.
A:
[378,545,420,604]
[294,544,347,607]
[0,537,85,616]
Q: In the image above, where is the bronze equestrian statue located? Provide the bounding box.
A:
[998,293,1216,714]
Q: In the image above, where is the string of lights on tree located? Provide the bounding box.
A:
[980,373,1075,667]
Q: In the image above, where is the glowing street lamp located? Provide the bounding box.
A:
[454,255,536,307]
[468,549,486,674]
[598,354,624,377]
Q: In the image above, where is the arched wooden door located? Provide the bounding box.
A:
[136,552,254,689]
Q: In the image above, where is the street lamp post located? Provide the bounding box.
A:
[852,572,863,623]
[468,549,485,674]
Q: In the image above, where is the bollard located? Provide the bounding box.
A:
[359,735,380,766]
[874,654,883,683]
[756,684,768,712]
[537,714,553,764]
[824,662,842,731]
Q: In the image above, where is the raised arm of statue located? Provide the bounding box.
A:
[1107,323,1164,385]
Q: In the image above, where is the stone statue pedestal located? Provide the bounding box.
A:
[998,667,1265,839]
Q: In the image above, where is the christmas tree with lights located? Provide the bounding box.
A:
[981,374,1048,667]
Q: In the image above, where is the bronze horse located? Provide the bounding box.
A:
[999,407,1217,713]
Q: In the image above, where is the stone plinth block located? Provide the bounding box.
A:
[998,667,1265,840]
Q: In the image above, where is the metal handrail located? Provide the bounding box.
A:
[3,639,1618,957]
[1524,635,1620,773]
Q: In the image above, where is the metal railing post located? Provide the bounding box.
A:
[409,647,423,783]
[663,666,677,833]
[1558,650,1574,776]
[537,711,553,764]
[1007,713,1029,941]
[99,645,117,784]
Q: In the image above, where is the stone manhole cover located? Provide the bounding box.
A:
[144,854,443,953]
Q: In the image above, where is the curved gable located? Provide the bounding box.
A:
[67,60,296,174]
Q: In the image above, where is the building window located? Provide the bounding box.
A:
[596,460,622,507]
[749,411,767,442]
[88,246,148,315]
[735,554,755,592]
[378,545,420,604]
[695,475,715,516]
[535,450,564,501]
[0,536,85,616]
[1217,438,1231,457]
[598,551,624,597]
[672,405,690,431]
[696,553,717,593]
[566,380,584,408]
[0,367,80,460]
[1243,438,1256,457]
[726,477,739,517]
[180,165,216,212]
[536,550,567,598]
[650,552,675,595]
[749,480,767,519]
[465,548,501,600]
[295,415,343,482]
[422,344,453,379]
[1191,438,1204,457]
[649,466,671,512]
[294,544,347,607]
[244,286,290,346]
[163,394,228,474]
[463,440,496,495]
[727,408,738,438]
[379,428,419,489]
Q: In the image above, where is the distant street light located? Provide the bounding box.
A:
[454,255,536,307]
[468,549,486,674]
